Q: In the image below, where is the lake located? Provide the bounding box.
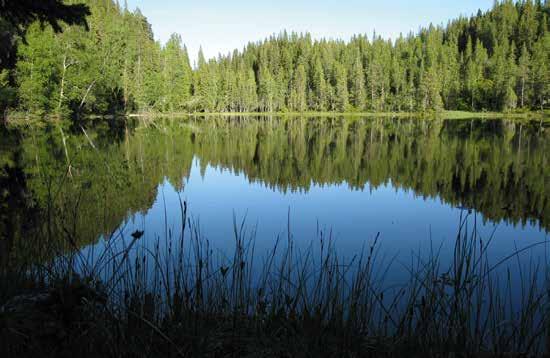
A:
[1,115,548,286]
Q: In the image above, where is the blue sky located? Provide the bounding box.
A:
[126,0,494,64]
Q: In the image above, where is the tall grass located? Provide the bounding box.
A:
[1,201,549,357]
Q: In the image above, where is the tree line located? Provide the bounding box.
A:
[1,0,549,116]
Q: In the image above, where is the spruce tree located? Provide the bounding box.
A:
[289,63,307,112]
[310,56,328,111]
[349,51,366,110]
[333,63,349,112]
[516,44,531,108]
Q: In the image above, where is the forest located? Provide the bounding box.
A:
[0,0,549,117]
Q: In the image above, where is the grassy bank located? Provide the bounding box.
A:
[0,204,548,357]
[133,109,548,120]
[5,109,549,124]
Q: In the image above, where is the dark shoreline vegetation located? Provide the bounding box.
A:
[1,1,549,118]
[1,202,549,357]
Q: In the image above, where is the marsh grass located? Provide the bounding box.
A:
[1,201,549,357]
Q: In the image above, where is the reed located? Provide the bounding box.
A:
[0,202,548,357]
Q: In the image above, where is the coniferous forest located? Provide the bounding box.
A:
[0,0,549,117]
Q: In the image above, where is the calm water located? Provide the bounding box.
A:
[1,116,548,281]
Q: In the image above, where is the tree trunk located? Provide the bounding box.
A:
[79,79,97,111]
[57,54,67,116]
[520,77,525,108]
[123,58,129,109]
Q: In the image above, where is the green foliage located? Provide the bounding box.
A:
[10,1,193,116]
[0,0,89,72]
[179,0,547,113]
[16,23,61,115]
[0,70,16,113]
[530,33,550,110]
[288,63,307,111]
[333,63,349,111]
[5,0,550,116]
[349,50,366,110]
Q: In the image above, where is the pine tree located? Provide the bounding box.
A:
[349,51,366,110]
[463,37,476,110]
[390,40,407,111]
[516,44,530,108]
[198,61,218,112]
[441,36,461,109]
[243,68,258,112]
[289,63,307,112]
[333,63,348,112]
[463,38,489,111]
[503,42,518,111]
[310,56,328,111]
[160,37,192,111]
[419,62,443,111]
[490,40,515,111]
[530,33,550,110]
[258,66,276,112]
[518,0,538,51]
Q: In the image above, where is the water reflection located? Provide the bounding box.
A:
[0,116,548,265]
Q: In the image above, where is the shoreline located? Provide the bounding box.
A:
[5,110,549,123]
[134,110,545,120]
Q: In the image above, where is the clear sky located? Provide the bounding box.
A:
[125,0,495,64]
